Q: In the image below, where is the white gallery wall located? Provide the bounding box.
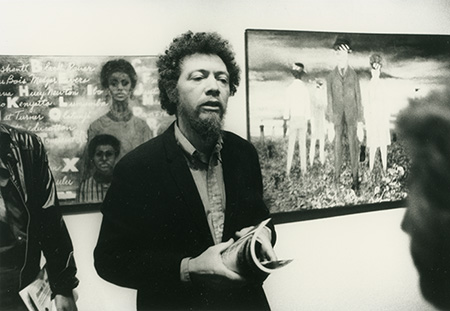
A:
[1,0,449,138]
[1,0,449,310]
[64,208,439,311]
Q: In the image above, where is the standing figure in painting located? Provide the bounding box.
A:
[85,59,152,168]
[309,78,327,166]
[284,62,311,176]
[326,37,363,191]
[365,54,391,173]
[77,134,120,203]
[94,31,277,311]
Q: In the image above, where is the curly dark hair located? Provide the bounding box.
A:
[157,31,241,115]
[88,134,121,159]
[100,59,138,90]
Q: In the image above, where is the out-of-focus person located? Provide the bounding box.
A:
[0,123,78,310]
[397,89,450,310]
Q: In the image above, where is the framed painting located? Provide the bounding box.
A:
[245,29,450,212]
[0,55,174,207]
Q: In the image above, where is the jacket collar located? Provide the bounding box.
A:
[0,124,17,164]
[0,124,24,196]
[0,123,9,134]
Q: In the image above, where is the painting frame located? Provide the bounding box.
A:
[0,54,174,208]
[245,28,450,213]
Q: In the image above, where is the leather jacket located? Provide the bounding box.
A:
[0,123,79,296]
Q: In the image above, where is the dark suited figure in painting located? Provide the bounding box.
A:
[326,37,363,192]
[94,31,277,310]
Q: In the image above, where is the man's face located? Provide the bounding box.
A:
[175,53,230,138]
[93,144,117,175]
[108,72,133,103]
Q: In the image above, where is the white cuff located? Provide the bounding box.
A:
[180,257,192,283]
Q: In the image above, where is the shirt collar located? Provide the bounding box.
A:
[175,122,197,157]
[338,66,348,75]
[174,122,223,169]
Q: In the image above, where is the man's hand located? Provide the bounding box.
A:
[54,294,77,311]
[189,239,246,289]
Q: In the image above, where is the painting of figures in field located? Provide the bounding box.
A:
[246,29,450,212]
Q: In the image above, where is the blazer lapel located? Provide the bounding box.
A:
[162,124,214,244]
[220,133,240,241]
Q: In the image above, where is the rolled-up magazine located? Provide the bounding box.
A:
[221,218,292,281]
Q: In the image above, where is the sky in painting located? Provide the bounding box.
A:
[247,29,450,137]
[247,29,450,82]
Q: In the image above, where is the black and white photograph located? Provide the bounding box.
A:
[1,1,450,311]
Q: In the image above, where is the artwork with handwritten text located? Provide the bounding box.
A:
[0,56,173,205]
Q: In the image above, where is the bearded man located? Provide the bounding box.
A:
[94,31,277,311]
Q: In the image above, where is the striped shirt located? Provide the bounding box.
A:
[77,176,110,203]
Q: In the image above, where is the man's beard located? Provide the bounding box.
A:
[178,102,225,146]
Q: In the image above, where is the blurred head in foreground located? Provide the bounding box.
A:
[397,88,450,310]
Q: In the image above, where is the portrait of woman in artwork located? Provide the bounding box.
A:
[87,59,152,159]
[81,59,153,184]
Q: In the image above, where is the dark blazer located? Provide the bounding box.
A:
[94,123,275,310]
[0,124,78,296]
[326,66,363,125]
